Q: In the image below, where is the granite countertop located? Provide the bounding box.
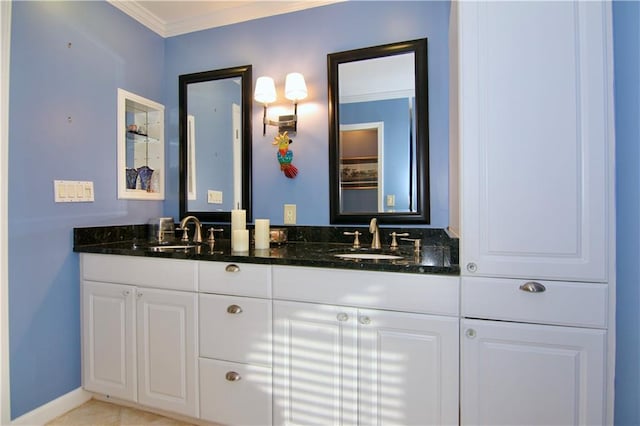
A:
[73,225,460,275]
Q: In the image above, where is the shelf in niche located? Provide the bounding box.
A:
[127,130,160,143]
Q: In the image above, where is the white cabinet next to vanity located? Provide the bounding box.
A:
[81,254,198,418]
[451,1,615,424]
[272,266,460,426]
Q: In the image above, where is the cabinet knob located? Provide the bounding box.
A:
[137,291,143,298]
[465,328,477,339]
[336,312,349,322]
[226,304,243,314]
[519,281,546,293]
[225,264,240,273]
[466,262,478,273]
[359,316,371,325]
[122,290,130,296]
[225,371,241,382]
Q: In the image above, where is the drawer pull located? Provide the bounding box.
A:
[519,281,546,293]
[226,304,243,314]
[225,264,240,273]
[225,371,241,381]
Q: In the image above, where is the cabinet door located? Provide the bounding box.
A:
[457,1,613,281]
[82,281,136,401]
[358,309,459,426]
[461,319,606,425]
[273,301,358,426]
[136,288,198,417]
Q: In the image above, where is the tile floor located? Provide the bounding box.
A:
[46,399,196,425]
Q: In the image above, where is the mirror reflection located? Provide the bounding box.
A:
[179,65,252,222]
[328,39,430,224]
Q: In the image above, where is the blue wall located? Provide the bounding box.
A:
[613,1,640,424]
[8,1,164,418]
[163,1,451,226]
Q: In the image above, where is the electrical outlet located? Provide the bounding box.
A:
[386,194,396,207]
[284,204,297,225]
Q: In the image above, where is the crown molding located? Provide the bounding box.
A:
[108,1,344,38]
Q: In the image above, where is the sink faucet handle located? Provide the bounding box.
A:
[207,227,224,243]
[179,227,190,242]
[401,237,422,253]
[390,232,410,249]
[343,231,362,249]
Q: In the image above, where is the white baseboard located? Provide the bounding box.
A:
[11,387,91,425]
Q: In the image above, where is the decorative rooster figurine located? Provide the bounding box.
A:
[273,131,298,178]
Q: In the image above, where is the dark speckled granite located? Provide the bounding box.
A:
[74,225,459,275]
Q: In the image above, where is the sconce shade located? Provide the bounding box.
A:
[254,76,277,104]
[285,72,308,101]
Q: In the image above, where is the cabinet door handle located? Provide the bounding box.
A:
[359,316,371,325]
[336,312,349,322]
[122,290,130,296]
[519,281,546,293]
[137,291,143,298]
[225,371,241,381]
[465,328,476,339]
[225,264,240,273]
[226,304,243,314]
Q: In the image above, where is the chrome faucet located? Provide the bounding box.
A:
[179,216,203,243]
[369,218,381,249]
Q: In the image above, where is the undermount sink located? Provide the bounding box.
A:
[334,253,403,260]
[148,245,197,252]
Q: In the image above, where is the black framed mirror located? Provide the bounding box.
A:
[179,65,252,222]
[328,39,429,224]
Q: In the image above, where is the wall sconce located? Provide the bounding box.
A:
[254,72,307,135]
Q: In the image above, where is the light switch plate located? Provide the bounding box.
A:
[54,180,94,202]
[208,190,223,204]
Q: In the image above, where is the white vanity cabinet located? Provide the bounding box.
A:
[453,0,614,282]
[198,262,273,426]
[272,266,459,426]
[81,254,199,418]
[451,1,615,424]
[461,318,606,425]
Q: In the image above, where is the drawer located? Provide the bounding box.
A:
[199,358,272,426]
[199,294,272,365]
[199,262,271,298]
[81,253,196,292]
[272,265,459,316]
[461,277,608,328]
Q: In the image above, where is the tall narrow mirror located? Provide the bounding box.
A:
[328,39,429,224]
[179,65,252,222]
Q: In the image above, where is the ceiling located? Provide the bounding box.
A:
[107,0,344,38]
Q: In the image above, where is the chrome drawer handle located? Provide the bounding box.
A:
[225,264,240,273]
[225,371,241,381]
[519,281,546,293]
[227,304,243,314]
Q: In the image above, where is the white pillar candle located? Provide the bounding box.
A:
[231,209,246,231]
[232,229,249,252]
[254,219,270,249]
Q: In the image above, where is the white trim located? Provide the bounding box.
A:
[339,122,385,212]
[187,114,196,201]
[10,388,91,425]
[0,1,10,423]
[107,0,344,38]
